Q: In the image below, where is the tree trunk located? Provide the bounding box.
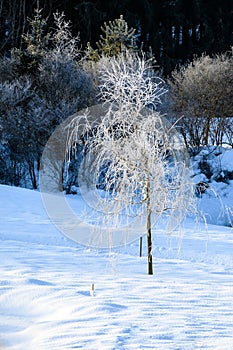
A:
[28,160,38,189]
[146,180,153,275]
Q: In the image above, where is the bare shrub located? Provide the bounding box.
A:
[167,51,233,147]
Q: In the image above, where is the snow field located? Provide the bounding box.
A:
[0,185,233,349]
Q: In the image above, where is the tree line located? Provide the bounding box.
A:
[1,0,232,75]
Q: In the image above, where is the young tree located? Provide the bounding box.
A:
[13,8,51,76]
[67,51,193,274]
[85,15,138,61]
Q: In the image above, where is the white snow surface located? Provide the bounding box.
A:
[0,184,233,350]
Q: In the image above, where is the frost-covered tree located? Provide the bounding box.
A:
[67,52,193,274]
[0,10,95,188]
[52,11,80,60]
[0,77,51,188]
[13,8,51,76]
[36,11,95,116]
[167,51,233,148]
[15,9,80,76]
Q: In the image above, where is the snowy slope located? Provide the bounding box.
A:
[0,184,233,350]
[191,147,233,227]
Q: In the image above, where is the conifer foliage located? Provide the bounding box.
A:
[86,15,138,60]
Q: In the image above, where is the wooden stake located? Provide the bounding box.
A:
[90,283,95,296]
[139,236,143,257]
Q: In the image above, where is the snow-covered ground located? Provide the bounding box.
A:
[192,147,233,227]
[0,184,233,350]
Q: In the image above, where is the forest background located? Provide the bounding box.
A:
[0,0,232,190]
[1,0,232,75]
